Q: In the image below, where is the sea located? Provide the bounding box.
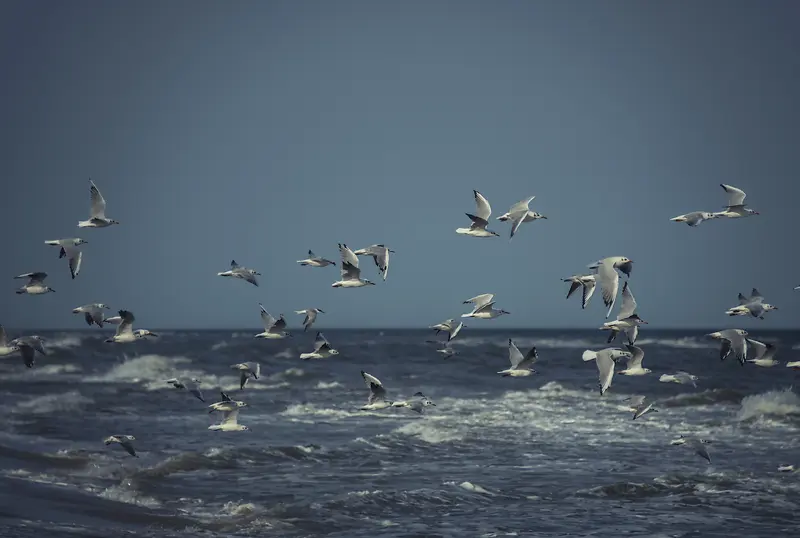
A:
[1,328,799,537]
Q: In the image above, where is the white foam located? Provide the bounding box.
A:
[14,391,93,414]
[736,388,800,422]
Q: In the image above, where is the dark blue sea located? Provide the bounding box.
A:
[1,328,799,537]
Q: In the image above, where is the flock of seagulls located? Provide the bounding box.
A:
[3,180,796,467]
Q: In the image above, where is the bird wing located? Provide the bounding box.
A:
[68,249,82,280]
[89,180,108,218]
[507,339,525,368]
[720,183,746,207]
[508,196,535,214]
[595,259,620,318]
[473,190,492,221]
[116,310,135,337]
[616,281,637,320]
[596,351,615,394]
[746,339,767,361]
[582,280,597,309]
[361,370,386,403]
[338,243,359,267]
[221,408,240,425]
[313,332,329,352]
[624,344,644,369]
[341,261,362,280]
[259,304,276,330]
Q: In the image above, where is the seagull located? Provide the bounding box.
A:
[104,435,138,457]
[795,286,800,291]
[429,319,464,342]
[714,184,759,218]
[332,243,375,288]
[72,303,110,328]
[594,347,616,395]
[461,301,510,319]
[671,435,712,463]
[208,391,247,414]
[456,190,500,237]
[230,362,260,389]
[9,335,46,368]
[165,378,205,402]
[600,282,647,344]
[617,344,651,376]
[0,325,19,357]
[659,371,698,388]
[295,308,325,332]
[669,211,718,227]
[14,272,55,295]
[563,275,597,309]
[707,329,749,365]
[359,371,394,410]
[208,408,250,431]
[496,196,547,239]
[353,244,394,281]
[104,310,158,343]
[497,339,538,377]
[588,257,633,318]
[725,288,778,319]
[300,332,340,360]
[392,392,437,414]
[581,347,632,363]
[254,304,290,339]
[745,339,779,367]
[631,399,658,420]
[425,340,457,358]
[217,260,260,287]
[778,465,796,473]
[296,250,337,267]
[44,238,87,279]
[78,180,120,228]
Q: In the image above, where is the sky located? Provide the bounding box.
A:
[1,0,799,331]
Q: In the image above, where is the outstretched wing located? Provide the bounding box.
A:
[259,304,276,330]
[473,190,492,221]
[89,180,108,218]
[617,281,637,320]
[507,339,525,368]
[720,183,746,207]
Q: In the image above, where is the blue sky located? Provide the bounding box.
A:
[1,1,799,330]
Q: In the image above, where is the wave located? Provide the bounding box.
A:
[736,388,800,422]
[13,391,94,415]
[662,389,745,408]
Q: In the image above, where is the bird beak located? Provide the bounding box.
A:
[541,216,548,219]
[319,309,325,313]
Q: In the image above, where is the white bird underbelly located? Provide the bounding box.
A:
[455,227,495,237]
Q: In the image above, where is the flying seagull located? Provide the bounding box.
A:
[9,335,47,368]
[255,304,290,339]
[72,303,110,328]
[726,288,778,319]
[429,318,465,341]
[230,362,260,390]
[297,250,336,267]
[295,308,325,332]
[714,184,759,218]
[359,371,394,411]
[600,282,647,344]
[497,339,538,377]
[353,244,394,281]
[659,371,698,388]
[496,195,547,239]
[707,329,749,365]
[332,243,375,288]
[300,332,340,360]
[104,435,138,457]
[745,339,779,367]
[392,392,437,414]
[588,256,633,318]
[669,211,718,227]
[165,378,205,402]
[104,310,158,343]
[208,391,247,414]
[217,260,260,287]
[208,408,250,431]
[563,274,597,309]
[79,180,120,228]
[14,272,55,295]
[44,238,87,279]
[0,325,19,357]
[456,190,500,237]
[617,344,651,376]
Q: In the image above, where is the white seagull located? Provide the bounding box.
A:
[332,243,375,288]
[208,408,250,431]
[456,190,500,237]
[496,195,547,239]
[104,435,138,457]
[714,183,759,218]
[104,310,158,343]
[631,398,658,420]
[165,378,205,402]
[617,344,651,376]
[497,339,538,377]
[300,332,339,360]
[600,282,647,345]
[353,244,394,281]
[671,435,712,463]
[359,371,394,410]
[563,275,597,309]
[72,303,110,328]
[44,238,87,279]
[669,211,718,227]
[297,250,337,267]
[589,257,633,318]
[392,392,437,414]
[429,318,464,342]
[581,347,632,363]
[255,304,290,339]
[659,371,698,388]
[79,180,120,228]
[9,335,46,368]
[295,308,325,332]
[425,340,457,359]
[707,329,749,365]
[230,362,260,389]
[217,260,260,287]
[208,391,247,414]
[725,288,778,319]
[461,300,510,320]
[14,272,55,295]
[0,325,20,357]
[745,339,779,367]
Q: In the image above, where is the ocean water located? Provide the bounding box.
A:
[1,328,799,537]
